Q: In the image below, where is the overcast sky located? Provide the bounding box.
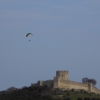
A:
[0,0,100,91]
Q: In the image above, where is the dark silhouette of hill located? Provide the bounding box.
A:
[0,85,100,100]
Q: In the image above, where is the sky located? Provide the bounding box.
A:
[0,0,100,91]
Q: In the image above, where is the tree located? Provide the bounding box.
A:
[7,86,17,91]
[88,79,97,86]
[82,78,97,86]
[82,77,88,83]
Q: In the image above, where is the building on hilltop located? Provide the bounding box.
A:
[31,70,100,94]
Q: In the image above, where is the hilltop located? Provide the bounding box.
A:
[0,85,100,100]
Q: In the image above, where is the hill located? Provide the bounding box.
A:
[0,85,100,100]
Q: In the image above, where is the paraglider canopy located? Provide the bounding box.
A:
[26,33,33,41]
[26,33,33,37]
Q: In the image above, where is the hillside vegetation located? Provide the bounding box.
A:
[0,85,100,100]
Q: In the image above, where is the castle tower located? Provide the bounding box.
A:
[56,70,68,80]
[88,82,93,93]
[53,70,68,88]
[38,80,43,86]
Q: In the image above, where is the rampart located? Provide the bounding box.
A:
[31,70,100,94]
[31,80,53,87]
[53,70,100,94]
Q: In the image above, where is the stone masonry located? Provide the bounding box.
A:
[31,70,100,94]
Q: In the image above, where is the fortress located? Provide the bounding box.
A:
[31,70,100,94]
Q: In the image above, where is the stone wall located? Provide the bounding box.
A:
[59,80,88,91]
[92,86,100,94]
[53,70,100,94]
[31,70,100,94]
[31,80,53,87]
[43,80,53,87]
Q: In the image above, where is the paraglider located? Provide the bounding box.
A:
[26,33,33,41]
